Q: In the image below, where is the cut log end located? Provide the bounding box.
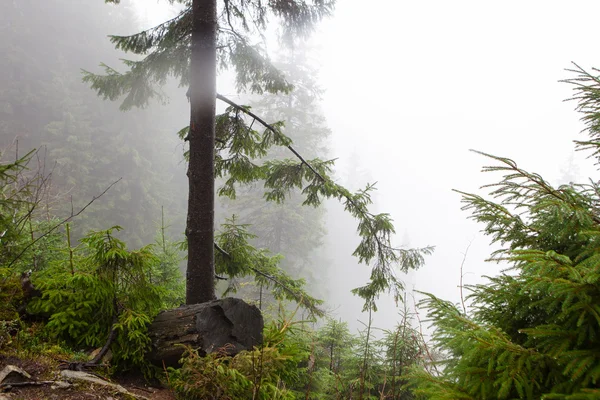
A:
[147,297,263,368]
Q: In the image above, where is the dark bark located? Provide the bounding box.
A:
[147,298,264,368]
[186,0,218,304]
[89,322,117,365]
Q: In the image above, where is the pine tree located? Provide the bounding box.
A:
[318,318,356,375]
[85,0,432,312]
[409,64,600,399]
[379,306,423,399]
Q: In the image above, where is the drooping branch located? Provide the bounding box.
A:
[215,94,434,308]
[214,241,323,316]
[216,94,385,250]
[217,93,326,182]
[247,265,310,309]
[214,241,295,298]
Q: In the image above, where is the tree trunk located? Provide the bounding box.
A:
[186,0,217,305]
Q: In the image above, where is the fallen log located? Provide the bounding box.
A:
[147,297,263,368]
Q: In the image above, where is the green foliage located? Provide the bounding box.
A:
[216,216,324,317]
[0,320,19,350]
[169,309,425,399]
[210,97,433,310]
[0,142,184,374]
[316,318,356,375]
[286,311,424,400]
[0,319,88,364]
[29,225,184,370]
[112,309,153,369]
[0,273,23,322]
[85,1,335,110]
[0,150,37,269]
[0,150,60,321]
[564,63,600,166]
[171,317,310,400]
[151,230,186,308]
[378,309,423,400]
[409,66,600,399]
[89,0,431,311]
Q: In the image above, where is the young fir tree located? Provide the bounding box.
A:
[28,224,184,371]
[317,318,356,375]
[377,305,424,400]
[85,0,432,313]
[409,65,600,400]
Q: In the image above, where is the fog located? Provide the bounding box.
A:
[3,0,600,335]
[311,1,600,331]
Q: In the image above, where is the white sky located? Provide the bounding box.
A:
[312,1,600,331]
[137,0,600,331]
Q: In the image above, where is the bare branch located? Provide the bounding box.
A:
[411,293,441,376]
[458,241,472,315]
[0,381,58,388]
[6,178,122,269]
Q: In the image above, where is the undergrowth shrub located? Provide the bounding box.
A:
[1,147,184,374]
[28,226,184,372]
[171,318,310,400]
[0,320,18,350]
[407,65,600,400]
[0,272,23,321]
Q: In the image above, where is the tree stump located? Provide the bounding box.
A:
[147,297,263,368]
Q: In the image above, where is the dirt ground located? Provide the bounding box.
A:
[0,354,177,400]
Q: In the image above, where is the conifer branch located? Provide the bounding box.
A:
[217,93,326,182]
[216,93,433,307]
[246,266,312,308]
[214,240,323,316]
[216,93,381,225]
[222,0,245,41]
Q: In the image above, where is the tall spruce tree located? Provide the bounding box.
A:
[88,0,335,305]
[408,65,600,399]
[86,0,432,311]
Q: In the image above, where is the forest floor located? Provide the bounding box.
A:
[0,354,176,400]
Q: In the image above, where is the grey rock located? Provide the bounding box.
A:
[148,297,263,367]
[0,365,32,385]
[50,380,72,389]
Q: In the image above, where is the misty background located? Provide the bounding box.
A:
[1,0,597,333]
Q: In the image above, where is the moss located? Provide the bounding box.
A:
[0,274,24,321]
